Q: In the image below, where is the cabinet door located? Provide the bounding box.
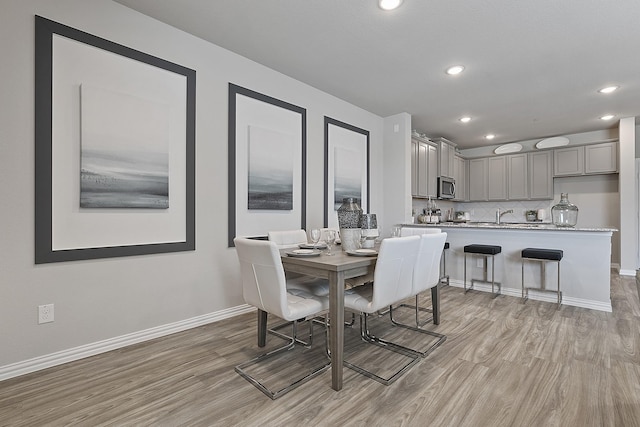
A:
[417,141,429,197]
[427,143,438,198]
[507,154,528,200]
[529,151,553,199]
[453,155,467,201]
[468,158,488,201]
[411,140,418,196]
[554,146,584,176]
[439,141,454,178]
[585,142,618,174]
[487,156,507,200]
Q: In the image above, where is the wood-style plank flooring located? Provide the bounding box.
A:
[2,271,640,426]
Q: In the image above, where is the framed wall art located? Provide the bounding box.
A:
[34,16,196,263]
[324,117,370,228]
[228,84,306,246]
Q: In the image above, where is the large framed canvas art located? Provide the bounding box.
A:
[34,16,196,263]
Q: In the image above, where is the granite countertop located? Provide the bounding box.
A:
[402,222,617,232]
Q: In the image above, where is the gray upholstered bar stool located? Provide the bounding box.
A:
[464,244,502,298]
[521,248,563,308]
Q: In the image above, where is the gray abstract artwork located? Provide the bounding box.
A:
[80,85,170,209]
[333,146,362,209]
[247,126,294,210]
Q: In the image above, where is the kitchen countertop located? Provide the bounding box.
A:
[403,222,617,233]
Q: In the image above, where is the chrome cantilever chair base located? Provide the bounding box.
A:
[331,313,420,386]
[235,317,330,400]
[388,305,447,358]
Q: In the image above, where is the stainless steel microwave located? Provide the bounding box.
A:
[437,176,456,199]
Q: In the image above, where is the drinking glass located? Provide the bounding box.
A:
[391,225,402,238]
[310,229,321,248]
[325,230,336,255]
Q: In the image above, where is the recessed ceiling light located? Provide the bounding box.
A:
[378,0,403,10]
[485,134,495,140]
[600,114,615,121]
[598,86,619,94]
[459,116,471,123]
[446,65,465,76]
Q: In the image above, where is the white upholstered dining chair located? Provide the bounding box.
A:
[389,232,447,357]
[340,235,422,385]
[233,237,330,399]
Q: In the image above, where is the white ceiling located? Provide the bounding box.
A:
[115,0,640,149]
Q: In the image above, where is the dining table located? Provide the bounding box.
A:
[255,247,378,391]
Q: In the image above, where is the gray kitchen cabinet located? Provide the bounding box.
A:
[468,157,488,201]
[487,156,507,200]
[434,137,456,178]
[507,153,528,200]
[554,142,618,176]
[411,137,437,198]
[585,142,618,174]
[453,154,467,201]
[528,151,553,199]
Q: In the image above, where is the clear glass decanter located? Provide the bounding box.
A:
[551,193,578,227]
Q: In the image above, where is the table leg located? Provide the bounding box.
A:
[431,285,440,325]
[329,270,345,391]
[257,309,267,347]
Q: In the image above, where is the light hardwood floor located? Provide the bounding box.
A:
[2,271,640,426]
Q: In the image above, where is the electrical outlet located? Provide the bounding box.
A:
[38,304,54,324]
[476,258,483,268]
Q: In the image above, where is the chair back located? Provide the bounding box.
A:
[400,227,442,237]
[268,229,308,248]
[369,235,421,312]
[413,233,447,294]
[234,237,290,319]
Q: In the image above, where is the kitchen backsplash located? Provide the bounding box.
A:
[412,199,553,223]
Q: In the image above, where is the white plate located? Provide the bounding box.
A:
[286,249,321,257]
[346,249,378,257]
[299,243,327,249]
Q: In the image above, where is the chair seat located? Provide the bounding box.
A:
[287,276,330,296]
[286,290,329,318]
[344,283,376,312]
[464,244,502,255]
[522,248,563,261]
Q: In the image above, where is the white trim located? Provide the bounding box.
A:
[0,304,255,382]
[619,269,637,277]
[449,280,612,312]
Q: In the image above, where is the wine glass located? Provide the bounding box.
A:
[310,229,321,249]
[325,230,336,255]
[391,225,401,238]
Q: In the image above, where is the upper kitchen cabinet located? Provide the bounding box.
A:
[487,156,507,200]
[528,151,553,199]
[468,157,488,201]
[433,137,456,178]
[411,136,437,199]
[507,153,528,200]
[553,142,618,176]
[453,154,467,201]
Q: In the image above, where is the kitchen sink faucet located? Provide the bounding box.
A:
[496,208,513,224]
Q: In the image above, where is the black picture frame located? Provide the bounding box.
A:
[34,16,196,264]
[228,83,306,247]
[324,117,370,228]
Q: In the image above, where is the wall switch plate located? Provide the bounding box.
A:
[38,304,54,324]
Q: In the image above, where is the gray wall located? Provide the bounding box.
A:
[0,1,385,368]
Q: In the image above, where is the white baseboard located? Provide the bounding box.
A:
[448,279,612,312]
[619,269,637,277]
[0,304,255,382]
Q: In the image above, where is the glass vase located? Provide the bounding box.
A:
[552,193,578,227]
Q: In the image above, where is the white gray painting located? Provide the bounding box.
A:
[248,126,294,210]
[334,146,362,209]
[80,84,170,209]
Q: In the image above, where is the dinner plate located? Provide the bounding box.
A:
[286,249,322,257]
[346,249,378,257]
[299,243,327,249]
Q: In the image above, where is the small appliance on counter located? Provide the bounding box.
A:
[452,211,470,222]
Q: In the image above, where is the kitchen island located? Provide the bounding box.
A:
[402,222,617,312]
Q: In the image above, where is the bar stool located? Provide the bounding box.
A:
[440,242,450,286]
[521,248,563,308]
[464,244,502,298]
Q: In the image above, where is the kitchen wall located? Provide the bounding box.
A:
[0,1,386,373]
